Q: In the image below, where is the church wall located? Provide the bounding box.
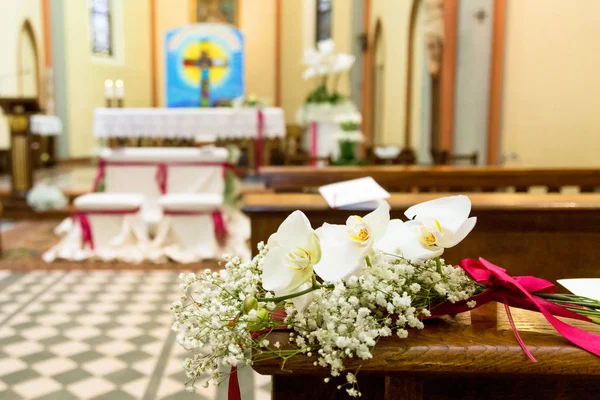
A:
[0,0,45,149]
[280,0,354,123]
[62,0,152,157]
[368,0,414,147]
[155,0,189,107]
[239,0,276,105]
[501,0,600,167]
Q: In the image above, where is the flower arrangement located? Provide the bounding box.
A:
[172,195,600,398]
[333,112,364,165]
[302,39,355,105]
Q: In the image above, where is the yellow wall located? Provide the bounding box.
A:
[502,0,600,166]
[155,0,189,107]
[240,0,276,105]
[63,0,152,157]
[369,0,414,146]
[280,0,354,122]
[0,0,45,149]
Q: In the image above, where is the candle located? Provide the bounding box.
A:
[104,79,114,98]
[115,79,124,99]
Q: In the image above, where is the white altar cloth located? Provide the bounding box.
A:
[93,107,286,140]
[30,115,62,136]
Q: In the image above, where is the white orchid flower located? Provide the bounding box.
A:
[378,195,477,261]
[261,211,321,310]
[314,203,390,282]
[332,53,356,74]
[302,39,337,80]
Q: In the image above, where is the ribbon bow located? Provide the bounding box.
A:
[433,258,600,362]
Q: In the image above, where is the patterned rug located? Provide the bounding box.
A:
[0,220,218,271]
[0,270,271,399]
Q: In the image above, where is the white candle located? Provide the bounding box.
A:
[104,79,114,98]
[115,79,124,99]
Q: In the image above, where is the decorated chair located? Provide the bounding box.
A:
[152,193,225,263]
[93,146,231,226]
[43,193,147,263]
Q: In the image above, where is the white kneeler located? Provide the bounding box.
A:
[153,193,224,263]
[95,146,230,228]
[43,193,147,263]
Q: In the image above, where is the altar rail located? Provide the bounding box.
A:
[253,304,600,399]
[243,193,600,285]
[259,165,600,193]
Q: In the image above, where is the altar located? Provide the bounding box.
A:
[93,107,286,169]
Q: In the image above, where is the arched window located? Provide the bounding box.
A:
[316,0,332,43]
[90,0,113,56]
[371,20,384,146]
[18,20,40,99]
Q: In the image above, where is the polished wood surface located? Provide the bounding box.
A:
[259,165,600,192]
[253,304,600,399]
[243,193,600,284]
[244,192,600,211]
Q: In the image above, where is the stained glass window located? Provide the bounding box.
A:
[90,0,112,56]
[316,0,332,43]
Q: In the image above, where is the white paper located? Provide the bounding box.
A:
[319,177,390,209]
[558,279,600,301]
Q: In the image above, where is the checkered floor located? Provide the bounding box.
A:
[0,270,271,400]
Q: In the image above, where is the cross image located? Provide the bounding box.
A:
[183,41,229,107]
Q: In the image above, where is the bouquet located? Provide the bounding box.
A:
[172,195,600,398]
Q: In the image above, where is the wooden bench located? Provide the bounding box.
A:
[252,303,600,399]
[259,165,600,193]
[243,193,600,285]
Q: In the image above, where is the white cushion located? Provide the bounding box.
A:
[100,147,229,163]
[159,193,223,211]
[74,193,144,211]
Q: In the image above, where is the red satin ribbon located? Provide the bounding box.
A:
[431,258,600,362]
[255,109,264,171]
[74,208,140,250]
[163,209,228,247]
[228,366,241,400]
[310,121,318,167]
[92,158,234,193]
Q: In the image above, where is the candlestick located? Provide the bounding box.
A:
[104,79,114,107]
[104,79,114,98]
[115,79,124,99]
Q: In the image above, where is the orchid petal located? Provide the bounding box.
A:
[376,219,406,254]
[439,217,477,248]
[405,195,472,232]
[268,211,314,251]
[363,202,390,241]
[400,237,444,261]
[303,67,317,80]
[317,39,335,54]
[332,53,356,73]
[377,219,443,261]
[261,246,294,291]
[314,224,367,282]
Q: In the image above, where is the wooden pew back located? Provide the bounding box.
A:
[259,166,600,193]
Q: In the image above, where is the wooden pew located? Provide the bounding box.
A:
[253,303,600,400]
[259,165,600,193]
[243,193,600,285]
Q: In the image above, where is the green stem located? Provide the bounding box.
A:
[435,257,443,275]
[256,283,333,304]
[365,256,372,268]
[535,292,600,309]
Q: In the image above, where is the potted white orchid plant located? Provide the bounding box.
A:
[172,195,600,398]
[303,39,355,105]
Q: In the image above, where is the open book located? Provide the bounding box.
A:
[318,177,390,210]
